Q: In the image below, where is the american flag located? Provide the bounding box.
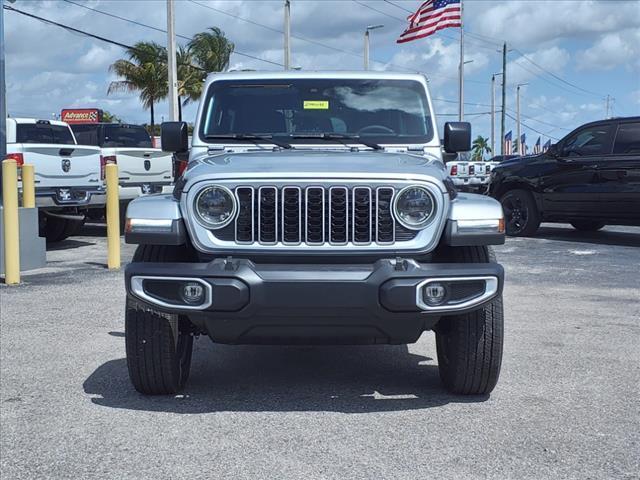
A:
[504,131,512,155]
[543,139,551,152]
[520,133,527,155]
[533,136,541,154]
[397,0,462,44]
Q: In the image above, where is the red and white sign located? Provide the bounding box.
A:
[61,108,103,124]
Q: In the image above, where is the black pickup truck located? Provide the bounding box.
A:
[489,117,640,235]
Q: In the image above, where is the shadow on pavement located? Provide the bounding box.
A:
[84,341,487,413]
[534,226,640,248]
[46,239,96,251]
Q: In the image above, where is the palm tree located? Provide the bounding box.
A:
[108,42,168,130]
[176,46,202,121]
[188,27,235,78]
[471,135,491,161]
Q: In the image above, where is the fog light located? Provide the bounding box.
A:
[180,282,205,305]
[423,282,447,306]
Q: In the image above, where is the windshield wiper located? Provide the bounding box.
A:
[289,133,383,150]
[205,133,292,149]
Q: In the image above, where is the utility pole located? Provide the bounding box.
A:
[458,0,464,121]
[166,0,179,122]
[0,0,7,164]
[516,83,528,156]
[364,25,383,71]
[491,75,496,157]
[284,0,291,70]
[605,94,610,118]
[500,42,507,155]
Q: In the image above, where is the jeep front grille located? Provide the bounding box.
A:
[224,185,414,246]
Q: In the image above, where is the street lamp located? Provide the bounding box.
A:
[364,24,384,70]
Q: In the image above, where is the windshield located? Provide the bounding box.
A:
[16,123,75,145]
[71,124,100,146]
[102,124,152,148]
[199,79,433,145]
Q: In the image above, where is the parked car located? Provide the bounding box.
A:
[489,117,640,235]
[123,71,506,396]
[70,123,173,222]
[5,118,105,242]
[447,155,492,192]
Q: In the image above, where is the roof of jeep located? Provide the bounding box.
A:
[205,70,428,83]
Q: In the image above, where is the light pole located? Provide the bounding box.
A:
[166,0,179,122]
[491,72,503,157]
[364,24,383,70]
[516,83,528,155]
[458,59,473,121]
[284,0,291,70]
[0,0,8,163]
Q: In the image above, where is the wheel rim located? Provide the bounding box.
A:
[502,195,529,234]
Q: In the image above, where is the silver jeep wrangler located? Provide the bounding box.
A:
[124,71,506,395]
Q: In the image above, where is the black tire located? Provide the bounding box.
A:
[126,244,197,395]
[435,246,504,395]
[41,216,82,242]
[500,189,541,236]
[570,220,605,232]
[125,301,194,395]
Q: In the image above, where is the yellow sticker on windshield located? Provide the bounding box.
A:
[303,100,329,110]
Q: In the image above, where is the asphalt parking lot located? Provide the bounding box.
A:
[1,224,639,479]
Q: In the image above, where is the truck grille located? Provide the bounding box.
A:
[223,185,416,246]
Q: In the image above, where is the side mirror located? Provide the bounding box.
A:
[443,122,471,153]
[161,121,188,153]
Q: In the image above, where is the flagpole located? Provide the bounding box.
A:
[458,0,464,121]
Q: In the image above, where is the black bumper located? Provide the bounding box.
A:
[125,258,504,345]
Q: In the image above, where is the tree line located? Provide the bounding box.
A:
[107,27,234,129]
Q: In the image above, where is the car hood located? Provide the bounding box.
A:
[182,149,447,192]
[497,154,541,168]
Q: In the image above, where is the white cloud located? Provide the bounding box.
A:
[470,0,640,48]
[576,29,640,71]
[507,46,570,85]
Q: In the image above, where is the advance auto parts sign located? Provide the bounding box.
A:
[61,109,103,124]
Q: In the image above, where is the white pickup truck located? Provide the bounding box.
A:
[70,123,173,222]
[447,156,493,192]
[6,118,105,242]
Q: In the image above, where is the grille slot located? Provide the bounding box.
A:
[352,187,372,244]
[258,186,277,244]
[305,187,325,244]
[329,187,349,244]
[231,185,418,246]
[282,187,302,244]
[235,187,254,243]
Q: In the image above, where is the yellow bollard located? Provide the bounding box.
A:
[105,163,121,269]
[21,164,36,209]
[2,159,20,285]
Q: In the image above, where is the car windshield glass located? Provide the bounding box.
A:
[16,123,75,144]
[199,78,433,145]
[102,124,152,148]
[71,124,100,146]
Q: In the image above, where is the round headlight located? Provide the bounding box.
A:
[393,186,436,229]
[194,185,236,229]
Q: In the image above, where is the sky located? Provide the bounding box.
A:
[4,0,640,149]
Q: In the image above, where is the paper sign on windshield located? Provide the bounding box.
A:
[303,100,329,110]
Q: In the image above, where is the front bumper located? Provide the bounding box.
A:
[125,258,504,345]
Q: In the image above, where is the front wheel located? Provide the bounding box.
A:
[500,189,541,236]
[125,244,197,394]
[434,246,504,395]
[125,301,194,395]
[571,220,605,232]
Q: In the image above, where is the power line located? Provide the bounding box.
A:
[59,0,283,67]
[505,112,560,141]
[513,48,605,98]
